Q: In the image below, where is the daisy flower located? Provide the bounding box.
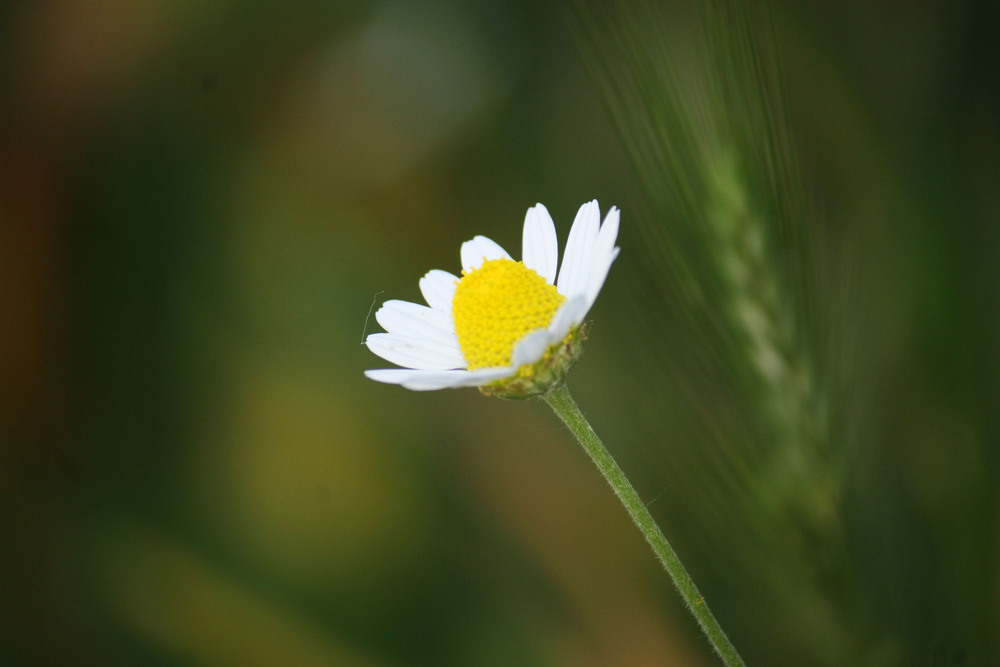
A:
[361,200,744,665]
[364,200,620,397]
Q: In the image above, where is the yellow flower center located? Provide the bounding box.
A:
[452,258,565,369]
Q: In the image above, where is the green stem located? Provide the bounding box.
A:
[543,384,745,667]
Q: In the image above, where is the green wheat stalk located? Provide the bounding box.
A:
[569,0,889,663]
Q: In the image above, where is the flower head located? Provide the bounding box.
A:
[364,200,620,398]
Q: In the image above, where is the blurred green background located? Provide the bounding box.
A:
[2,0,997,665]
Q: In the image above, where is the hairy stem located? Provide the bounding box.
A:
[543,384,745,666]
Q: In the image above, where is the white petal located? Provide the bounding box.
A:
[365,369,469,391]
[594,207,621,269]
[548,295,589,342]
[365,367,511,391]
[375,300,457,347]
[451,367,514,387]
[419,270,459,312]
[461,235,511,274]
[365,333,465,370]
[556,200,600,299]
[511,329,553,367]
[585,207,621,308]
[585,246,620,311]
[522,204,558,284]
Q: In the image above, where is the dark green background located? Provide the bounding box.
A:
[2,1,997,665]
